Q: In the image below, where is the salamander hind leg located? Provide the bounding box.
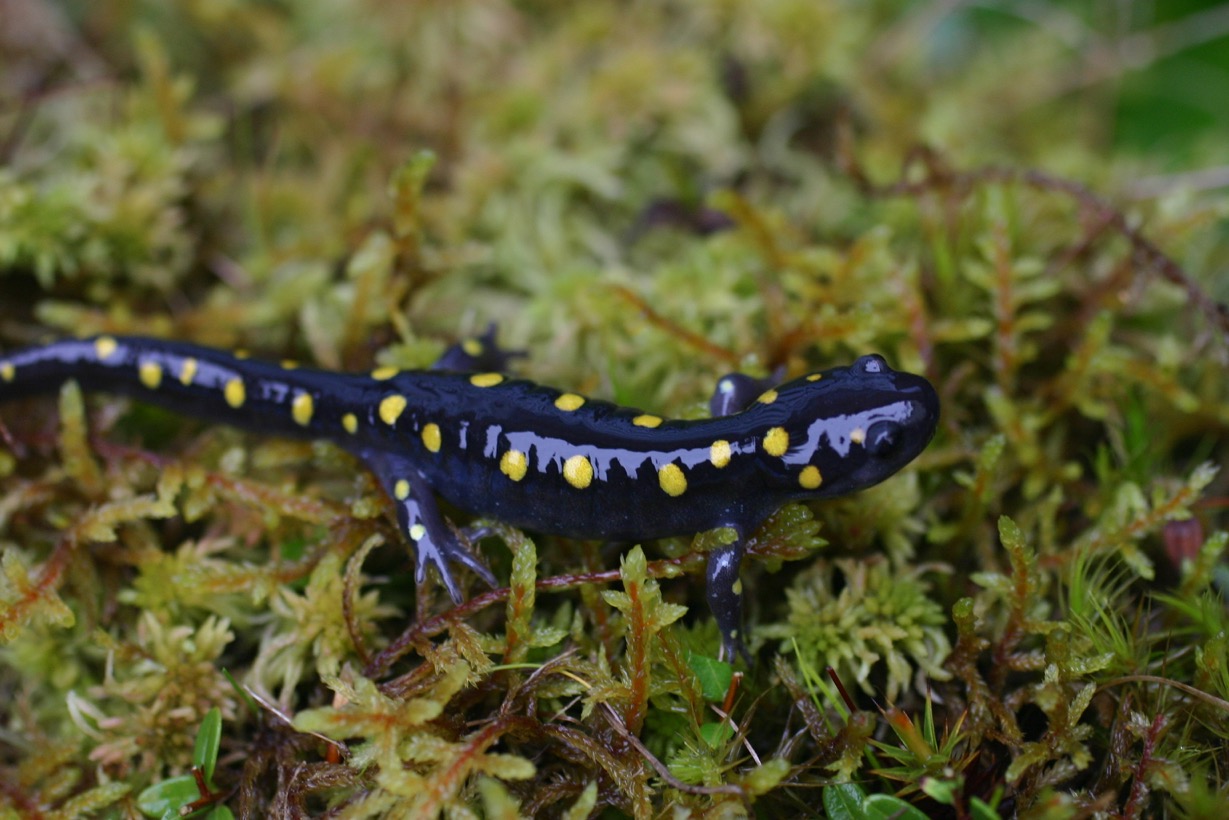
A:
[705,531,753,665]
[362,451,496,603]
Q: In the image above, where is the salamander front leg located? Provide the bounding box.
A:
[706,532,752,665]
[362,451,496,603]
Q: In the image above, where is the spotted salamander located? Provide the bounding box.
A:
[0,331,939,661]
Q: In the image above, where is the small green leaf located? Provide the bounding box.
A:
[823,782,868,820]
[137,775,201,818]
[920,776,959,804]
[698,720,734,748]
[969,796,1003,820]
[687,652,732,701]
[864,793,930,819]
[194,707,223,785]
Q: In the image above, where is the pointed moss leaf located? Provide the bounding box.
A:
[562,782,598,820]
[920,776,959,804]
[739,758,789,796]
[969,797,1003,820]
[864,794,930,819]
[136,775,201,818]
[699,720,734,749]
[687,652,733,702]
[193,707,223,785]
[823,782,869,820]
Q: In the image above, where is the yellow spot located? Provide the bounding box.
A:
[94,336,118,360]
[633,414,662,428]
[234,349,250,360]
[470,372,504,388]
[180,357,198,386]
[732,579,743,596]
[710,439,732,468]
[139,361,163,389]
[292,392,314,426]
[563,454,593,489]
[282,359,299,370]
[224,378,245,408]
[394,479,410,500]
[850,427,865,445]
[763,426,789,457]
[379,394,407,425]
[658,463,687,497]
[758,389,778,404]
[462,338,483,356]
[806,373,823,382]
[555,393,585,411]
[421,423,442,453]
[0,363,13,382]
[342,413,358,434]
[799,465,823,489]
[372,366,399,381]
[500,449,528,481]
[409,523,426,541]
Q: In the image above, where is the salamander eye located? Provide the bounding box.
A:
[854,354,888,375]
[865,420,901,456]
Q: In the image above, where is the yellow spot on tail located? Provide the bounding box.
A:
[633,414,662,428]
[758,389,778,404]
[732,579,743,596]
[763,426,789,457]
[710,439,731,468]
[555,393,585,411]
[850,427,865,445]
[282,360,299,370]
[462,338,483,356]
[342,413,358,434]
[292,392,314,426]
[0,363,13,382]
[409,523,426,541]
[799,465,822,489]
[371,366,398,381]
[379,394,407,425]
[94,336,118,360]
[224,378,245,408]
[180,358,198,386]
[658,463,687,497]
[394,479,410,500]
[139,361,163,389]
[806,373,822,382]
[421,423,441,452]
[500,449,528,481]
[234,349,250,360]
[470,372,504,388]
[563,454,593,489]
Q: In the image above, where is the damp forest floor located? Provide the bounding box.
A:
[2,2,1229,818]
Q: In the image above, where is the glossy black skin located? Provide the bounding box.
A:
[0,335,939,662]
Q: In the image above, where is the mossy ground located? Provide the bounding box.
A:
[2,2,1228,817]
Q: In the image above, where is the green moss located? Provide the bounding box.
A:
[3,1,1229,816]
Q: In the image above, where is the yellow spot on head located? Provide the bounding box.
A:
[94,336,118,360]
[379,394,407,425]
[421,422,441,453]
[224,378,245,408]
[139,361,163,389]
[409,523,426,541]
[282,359,299,370]
[710,439,731,468]
[470,372,504,388]
[342,413,358,434]
[394,479,410,500]
[180,357,198,386]
[234,349,250,360]
[763,426,789,457]
[633,414,662,428]
[850,427,865,445]
[500,449,528,481]
[732,579,743,596]
[758,389,778,404]
[555,393,585,411]
[292,392,314,426]
[563,454,593,489]
[799,465,822,489]
[461,338,483,357]
[371,366,399,381]
[806,373,823,382]
[658,463,687,497]
[0,362,13,382]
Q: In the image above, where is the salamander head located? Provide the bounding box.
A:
[753,354,939,498]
